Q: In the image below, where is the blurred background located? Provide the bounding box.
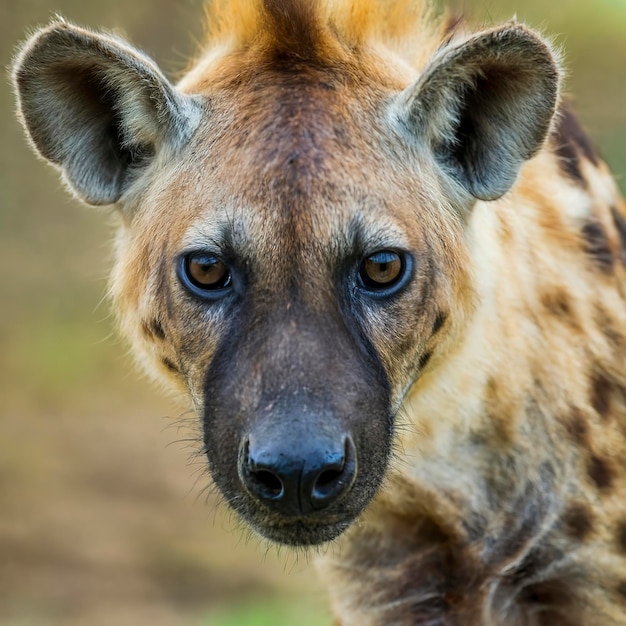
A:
[1,0,624,625]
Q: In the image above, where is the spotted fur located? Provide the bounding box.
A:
[12,1,626,624]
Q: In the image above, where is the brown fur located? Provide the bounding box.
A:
[12,1,626,624]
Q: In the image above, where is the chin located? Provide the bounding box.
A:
[249,517,354,547]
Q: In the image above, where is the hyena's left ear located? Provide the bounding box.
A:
[397,23,560,201]
[12,20,202,206]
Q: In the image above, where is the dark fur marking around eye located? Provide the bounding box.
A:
[581,222,614,272]
[562,502,594,541]
[587,455,615,491]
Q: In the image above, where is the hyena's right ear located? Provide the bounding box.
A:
[12,20,202,206]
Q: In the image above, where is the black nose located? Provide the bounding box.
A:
[239,434,357,515]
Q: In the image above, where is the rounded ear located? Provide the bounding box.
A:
[12,20,203,206]
[397,24,560,201]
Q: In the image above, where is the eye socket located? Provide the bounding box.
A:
[179,251,232,297]
[359,250,404,289]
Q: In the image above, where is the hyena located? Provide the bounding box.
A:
[12,0,626,624]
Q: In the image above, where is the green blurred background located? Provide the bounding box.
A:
[1,1,624,625]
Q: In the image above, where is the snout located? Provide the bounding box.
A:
[201,304,393,546]
[239,433,357,516]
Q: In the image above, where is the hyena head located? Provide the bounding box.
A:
[13,2,559,546]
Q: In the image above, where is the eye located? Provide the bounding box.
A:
[178,251,232,298]
[358,250,411,295]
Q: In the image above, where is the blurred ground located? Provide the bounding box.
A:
[1,1,624,625]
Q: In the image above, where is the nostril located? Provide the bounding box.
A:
[240,438,286,501]
[250,469,284,499]
[313,467,344,497]
[310,436,357,509]
[317,467,343,488]
[240,433,358,514]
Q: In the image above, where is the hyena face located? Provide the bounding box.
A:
[112,63,464,545]
[13,12,558,546]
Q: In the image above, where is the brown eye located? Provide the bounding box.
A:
[181,252,232,294]
[359,250,406,291]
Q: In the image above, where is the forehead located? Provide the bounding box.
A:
[139,58,433,257]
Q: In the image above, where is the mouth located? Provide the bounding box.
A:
[247,514,354,546]
[208,430,388,547]
[213,468,373,547]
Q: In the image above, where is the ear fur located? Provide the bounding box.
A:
[399,23,560,201]
[12,20,202,206]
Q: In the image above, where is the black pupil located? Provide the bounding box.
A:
[187,255,229,289]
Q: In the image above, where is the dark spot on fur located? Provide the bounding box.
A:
[518,578,580,621]
[142,319,166,340]
[483,378,514,438]
[552,103,599,187]
[540,289,574,319]
[615,520,626,553]
[587,455,614,491]
[553,133,584,185]
[161,357,180,374]
[617,581,626,601]
[618,385,626,411]
[489,413,515,445]
[581,221,614,272]
[507,543,563,586]
[484,474,554,568]
[562,502,594,541]
[338,517,461,616]
[432,312,447,335]
[607,327,626,352]
[418,350,433,371]
[565,407,588,445]
[611,206,626,265]
[590,372,612,418]
[152,319,166,340]
[595,306,626,352]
